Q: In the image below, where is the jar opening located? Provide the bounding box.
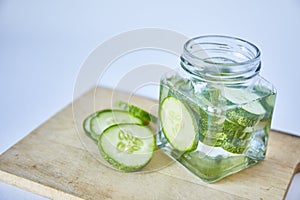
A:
[180,35,261,83]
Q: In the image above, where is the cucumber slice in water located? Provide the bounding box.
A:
[90,110,143,141]
[98,124,155,172]
[222,87,266,127]
[160,96,198,152]
[222,87,265,115]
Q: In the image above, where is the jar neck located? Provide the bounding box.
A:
[180,35,261,84]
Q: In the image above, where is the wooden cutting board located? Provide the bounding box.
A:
[0,87,299,200]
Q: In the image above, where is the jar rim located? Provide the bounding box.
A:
[183,35,261,67]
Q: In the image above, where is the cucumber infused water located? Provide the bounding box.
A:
[157,76,275,182]
[156,35,276,183]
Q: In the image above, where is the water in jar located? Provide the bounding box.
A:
[156,73,276,183]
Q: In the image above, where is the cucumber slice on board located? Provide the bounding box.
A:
[83,112,99,141]
[160,96,198,152]
[115,101,157,124]
[90,110,144,141]
[98,124,155,172]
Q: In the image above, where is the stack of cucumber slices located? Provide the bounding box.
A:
[83,102,155,172]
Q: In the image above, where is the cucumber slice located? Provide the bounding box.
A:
[115,101,157,124]
[222,87,266,127]
[222,87,265,115]
[90,110,143,141]
[98,124,155,172]
[83,112,99,141]
[226,107,260,127]
[160,96,198,152]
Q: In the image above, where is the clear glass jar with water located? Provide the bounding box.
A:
[156,35,276,183]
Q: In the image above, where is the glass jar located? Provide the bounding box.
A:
[156,35,276,183]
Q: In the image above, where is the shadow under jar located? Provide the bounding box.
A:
[156,35,276,183]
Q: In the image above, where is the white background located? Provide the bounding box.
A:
[0,0,299,199]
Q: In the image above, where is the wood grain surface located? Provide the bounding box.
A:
[0,87,299,200]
